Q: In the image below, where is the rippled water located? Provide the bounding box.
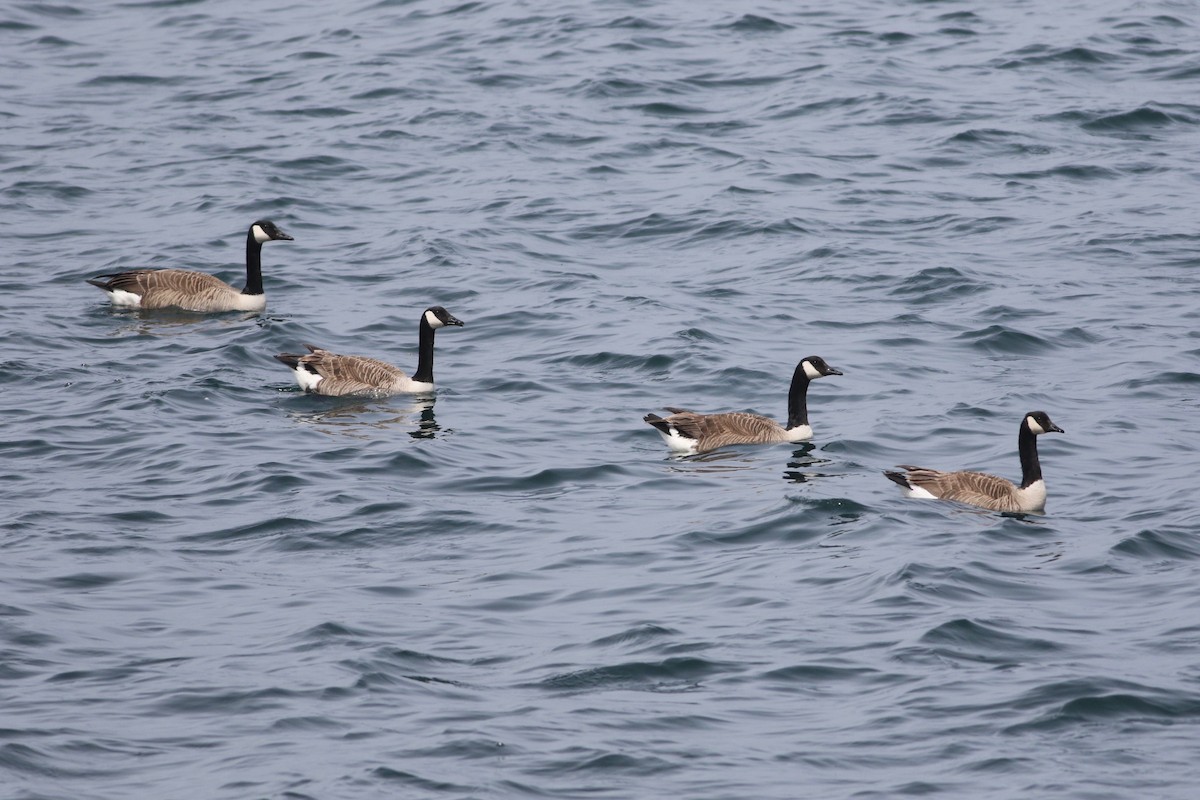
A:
[4,0,1200,797]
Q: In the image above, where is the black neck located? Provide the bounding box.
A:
[411,316,436,383]
[242,229,264,295]
[1018,424,1042,488]
[785,364,811,429]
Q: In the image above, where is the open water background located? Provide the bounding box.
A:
[4,0,1200,797]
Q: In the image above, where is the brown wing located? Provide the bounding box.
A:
[92,269,241,310]
[899,466,1022,512]
[298,350,408,397]
[662,406,696,415]
[661,410,786,452]
[648,410,702,442]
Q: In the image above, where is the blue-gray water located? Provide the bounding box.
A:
[4,1,1200,797]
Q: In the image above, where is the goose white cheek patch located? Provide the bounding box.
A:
[424,310,444,328]
[1026,416,1045,435]
[803,361,823,380]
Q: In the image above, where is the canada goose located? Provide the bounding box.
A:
[86,219,293,312]
[275,306,464,397]
[884,410,1064,513]
[644,355,843,454]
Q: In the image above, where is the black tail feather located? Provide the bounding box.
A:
[643,413,671,435]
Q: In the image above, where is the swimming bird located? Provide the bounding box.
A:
[884,410,1064,513]
[275,306,464,397]
[643,355,843,454]
[86,219,293,312]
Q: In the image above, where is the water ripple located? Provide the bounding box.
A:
[5,0,1200,798]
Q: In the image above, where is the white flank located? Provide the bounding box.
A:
[108,288,143,307]
[1016,479,1047,511]
[398,378,436,395]
[782,424,813,442]
[229,293,267,312]
[294,367,323,393]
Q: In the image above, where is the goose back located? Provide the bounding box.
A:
[884,411,1063,513]
[886,465,1040,513]
[275,346,418,397]
[645,408,794,454]
[276,306,464,397]
[86,219,290,312]
[643,355,841,454]
[87,269,261,311]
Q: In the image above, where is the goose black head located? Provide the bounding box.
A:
[800,355,843,380]
[250,219,294,243]
[423,306,464,329]
[1024,410,1064,435]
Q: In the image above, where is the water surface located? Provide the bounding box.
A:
[4,1,1200,798]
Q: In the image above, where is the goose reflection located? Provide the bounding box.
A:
[102,308,262,337]
[285,394,441,439]
[664,448,759,474]
[781,443,836,484]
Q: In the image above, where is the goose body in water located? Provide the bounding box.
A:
[276,306,464,397]
[86,219,292,312]
[644,356,843,454]
[884,410,1064,513]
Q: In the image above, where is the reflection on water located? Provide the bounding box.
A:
[664,447,761,474]
[285,395,440,439]
[781,443,834,484]
[408,401,440,440]
[100,307,261,337]
[660,442,844,479]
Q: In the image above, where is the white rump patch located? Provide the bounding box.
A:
[294,367,323,393]
[802,360,823,380]
[656,426,698,454]
[1025,415,1045,435]
[108,288,143,307]
[903,484,938,500]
